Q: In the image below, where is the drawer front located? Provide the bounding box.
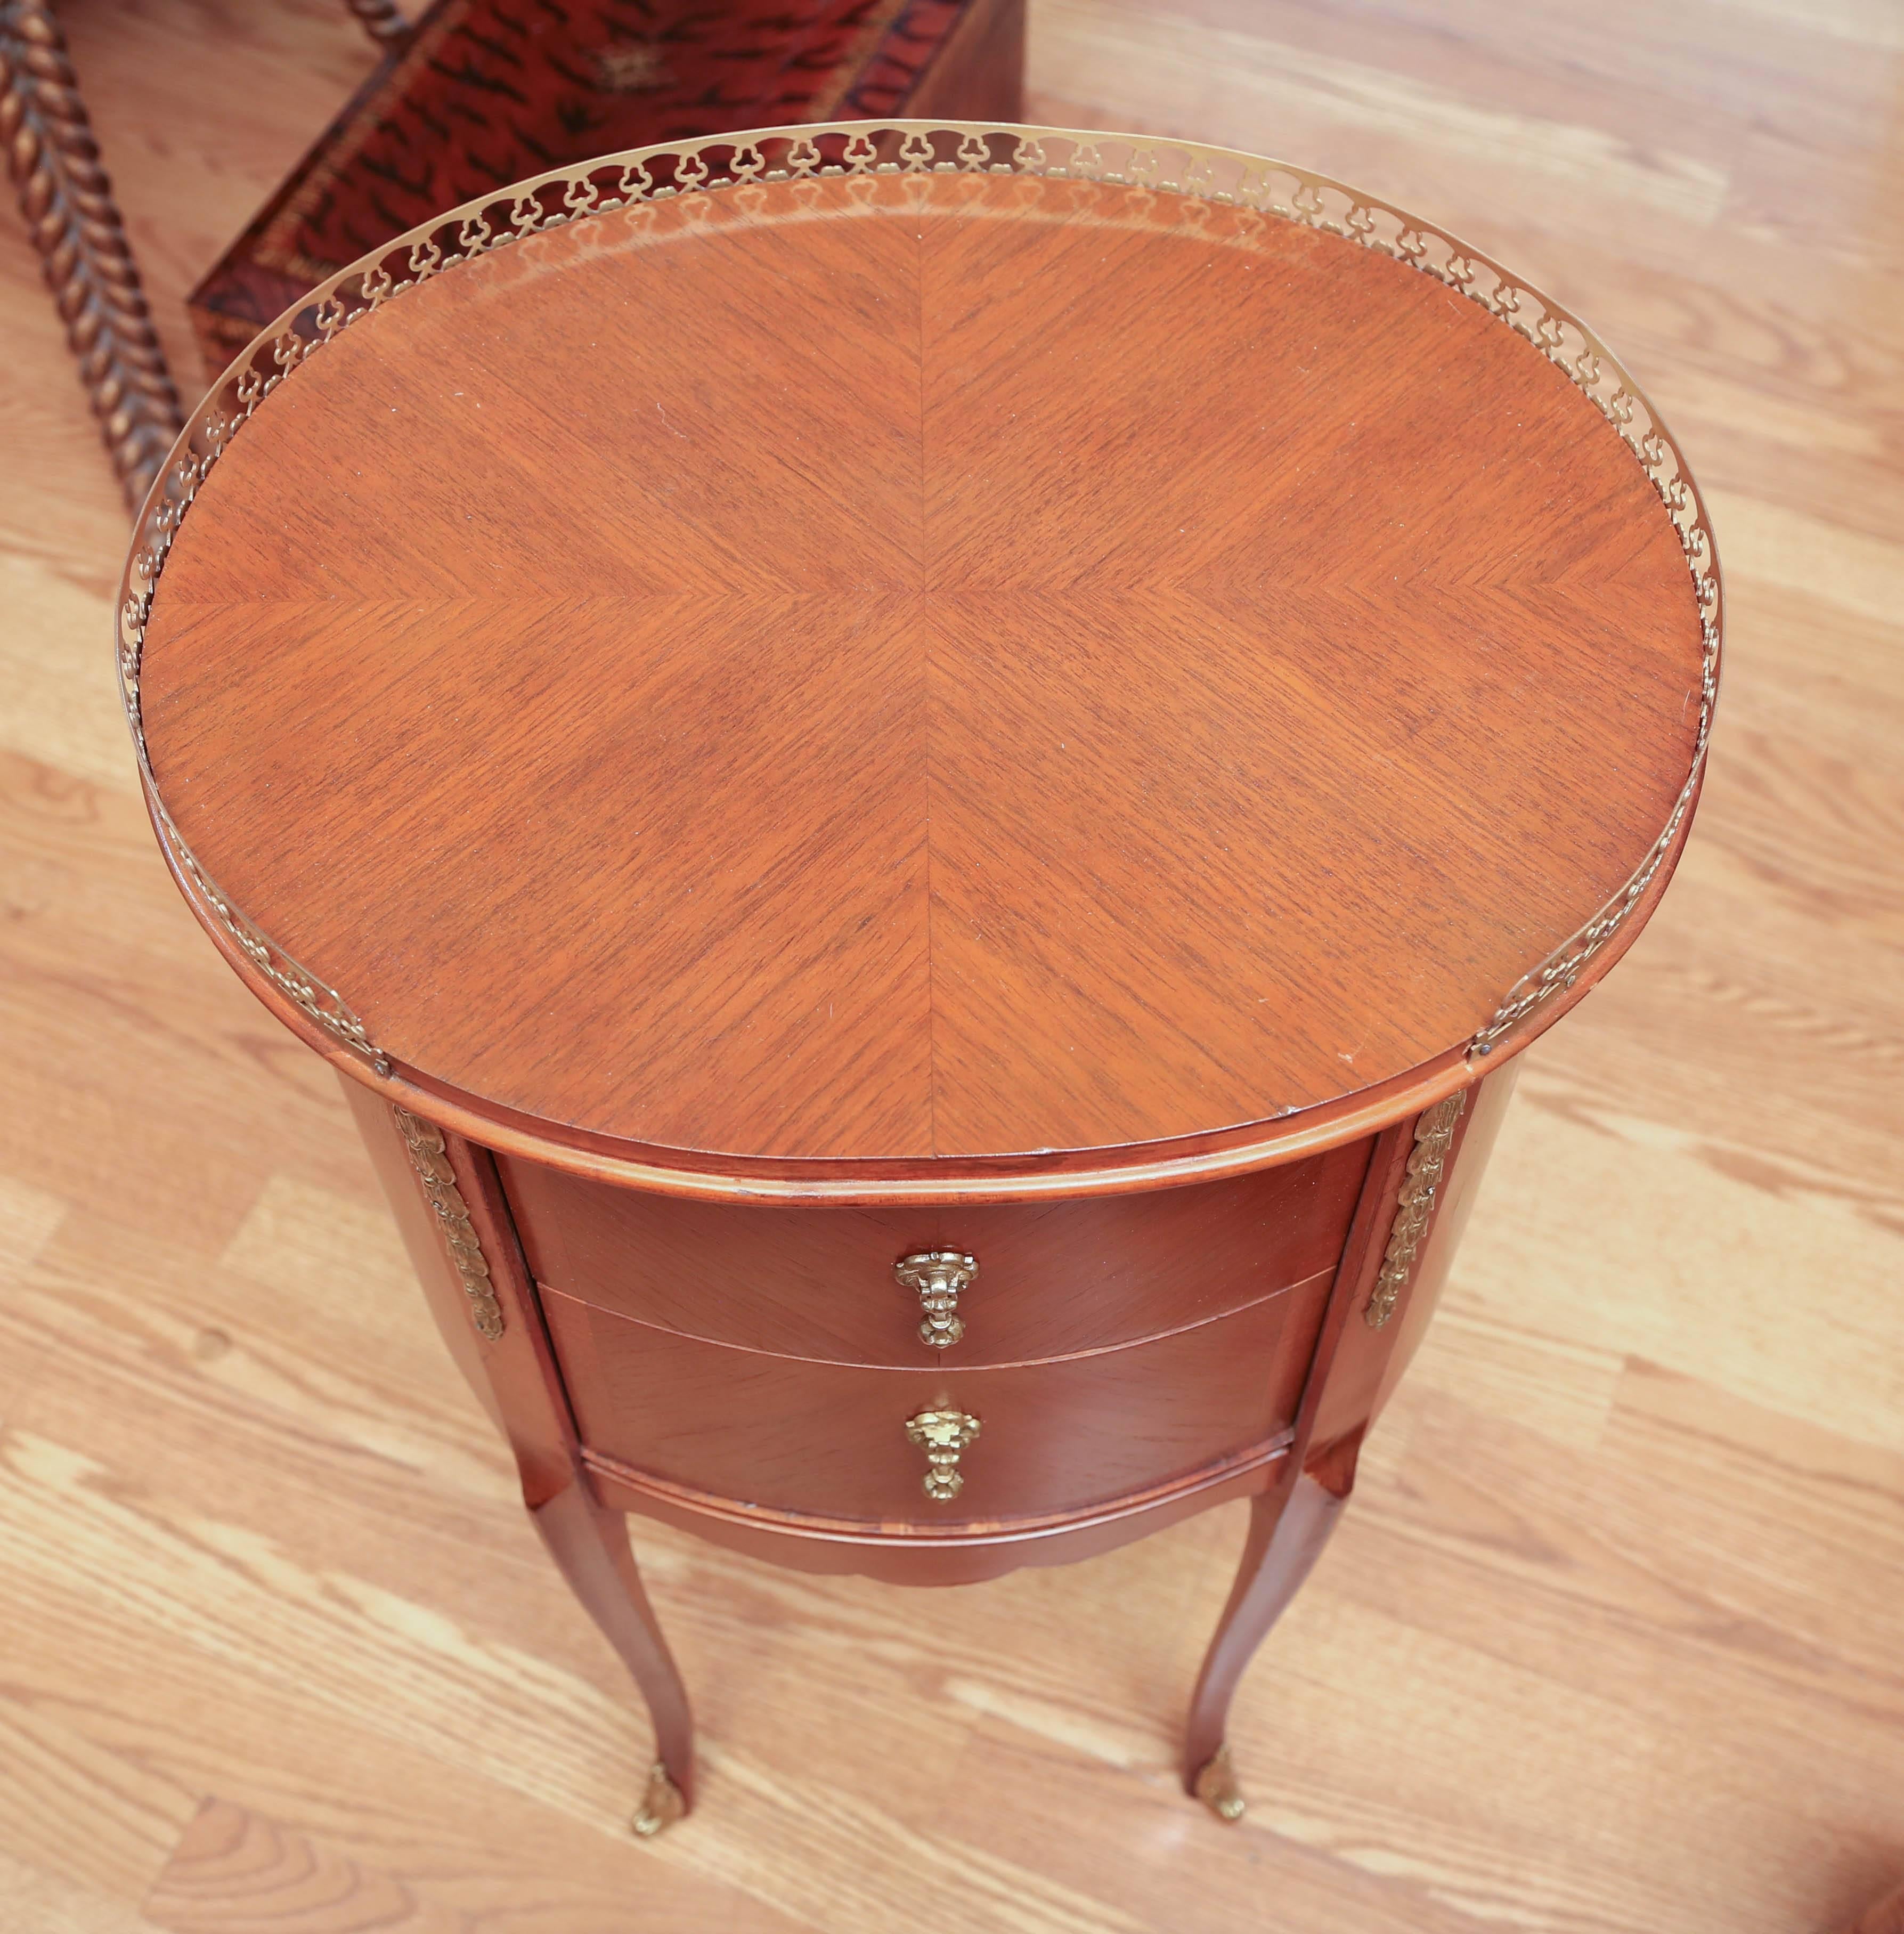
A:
[499,1141,1368,1368]
[542,1269,1332,1525]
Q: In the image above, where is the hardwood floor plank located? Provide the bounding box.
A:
[1299,1393,1904,1930]
[4,0,1902,1925]
[0,1167,65,1424]
[0,753,380,1240]
[1706,490,1904,631]
[0,1631,807,1934]
[1028,0,1737,256]
[0,556,140,791]
[1451,1076,1904,1453]
[0,1693,196,1909]
[0,1846,166,1934]
[0,1208,512,1506]
[1403,1304,1625,1454]
[143,1799,474,1934]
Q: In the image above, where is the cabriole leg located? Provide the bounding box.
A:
[1182,1470,1348,1822]
[533,1477,696,1837]
[1179,1070,1518,1821]
[347,1079,699,1840]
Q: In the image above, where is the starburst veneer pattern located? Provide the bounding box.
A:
[128,126,1712,1185]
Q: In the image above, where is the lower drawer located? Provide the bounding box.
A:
[543,1269,1333,1525]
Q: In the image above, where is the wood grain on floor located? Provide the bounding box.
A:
[2,2,1900,1928]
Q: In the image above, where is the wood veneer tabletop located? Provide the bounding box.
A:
[132,137,1711,1182]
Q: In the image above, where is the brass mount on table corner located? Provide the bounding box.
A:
[1364,1090,1466,1330]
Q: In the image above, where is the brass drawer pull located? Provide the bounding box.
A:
[905,1408,980,1501]
[894,1249,977,1350]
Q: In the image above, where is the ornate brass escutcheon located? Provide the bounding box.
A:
[893,1249,978,1350]
[905,1407,981,1501]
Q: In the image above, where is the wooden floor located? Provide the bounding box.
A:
[3,2,1902,1929]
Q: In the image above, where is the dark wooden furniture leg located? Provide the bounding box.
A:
[340,1078,697,1836]
[532,1477,696,1835]
[1175,1120,1418,1822]
[1179,1071,1517,1821]
[0,0,182,513]
[1183,1468,1348,1819]
[341,0,411,52]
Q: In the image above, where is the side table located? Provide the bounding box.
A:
[186,0,1026,373]
[118,121,1720,1834]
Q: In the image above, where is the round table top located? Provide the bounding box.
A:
[126,125,1718,1199]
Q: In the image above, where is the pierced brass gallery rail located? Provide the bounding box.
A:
[393,1106,505,1341]
[118,122,1720,1080]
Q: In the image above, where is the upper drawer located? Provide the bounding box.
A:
[496,1141,1370,1368]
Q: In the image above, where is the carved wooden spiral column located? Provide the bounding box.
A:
[0,0,182,512]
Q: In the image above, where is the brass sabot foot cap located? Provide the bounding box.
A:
[630,1761,688,1840]
[1193,1744,1246,1823]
